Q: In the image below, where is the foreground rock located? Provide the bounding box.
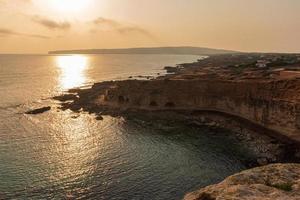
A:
[184,163,300,200]
[25,106,51,114]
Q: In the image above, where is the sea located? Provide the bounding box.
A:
[0,54,248,199]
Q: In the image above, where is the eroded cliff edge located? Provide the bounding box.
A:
[57,78,300,144]
[96,79,299,141]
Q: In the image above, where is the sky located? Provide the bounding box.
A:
[0,0,300,53]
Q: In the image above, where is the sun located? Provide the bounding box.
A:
[33,0,99,19]
[48,0,92,13]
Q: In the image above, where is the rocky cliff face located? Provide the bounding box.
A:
[89,79,300,143]
[184,163,300,200]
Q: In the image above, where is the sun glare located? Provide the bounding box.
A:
[47,0,92,13]
[56,55,88,90]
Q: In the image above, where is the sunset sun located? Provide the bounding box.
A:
[47,0,92,13]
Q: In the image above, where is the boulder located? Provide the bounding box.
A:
[25,106,51,115]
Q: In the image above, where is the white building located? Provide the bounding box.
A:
[256,60,270,68]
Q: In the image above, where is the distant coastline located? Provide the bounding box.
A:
[48,46,239,55]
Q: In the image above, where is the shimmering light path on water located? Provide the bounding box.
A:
[56,55,89,89]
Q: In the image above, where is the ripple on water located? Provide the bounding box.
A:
[0,106,250,199]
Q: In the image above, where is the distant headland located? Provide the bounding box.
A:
[48,46,239,55]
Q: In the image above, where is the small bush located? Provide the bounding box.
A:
[266,182,293,192]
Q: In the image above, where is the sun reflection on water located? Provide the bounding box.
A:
[56,55,89,90]
[41,112,105,191]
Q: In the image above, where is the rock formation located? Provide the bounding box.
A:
[184,163,300,200]
[65,78,300,144]
[25,106,51,115]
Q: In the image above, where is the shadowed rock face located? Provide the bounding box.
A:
[70,78,300,143]
[184,164,300,200]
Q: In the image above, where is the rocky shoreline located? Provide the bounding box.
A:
[123,111,299,167]
[49,53,300,199]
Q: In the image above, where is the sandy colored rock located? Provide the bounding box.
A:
[184,163,300,200]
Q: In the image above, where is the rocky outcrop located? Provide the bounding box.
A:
[54,54,300,145]
[81,78,300,143]
[184,163,300,200]
[54,77,300,164]
[25,106,51,114]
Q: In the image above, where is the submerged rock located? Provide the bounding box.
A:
[25,106,51,115]
[184,163,300,200]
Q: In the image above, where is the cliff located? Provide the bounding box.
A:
[63,78,300,144]
[184,163,300,200]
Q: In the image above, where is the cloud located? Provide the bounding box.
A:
[0,28,50,39]
[31,16,71,30]
[117,26,154,38]
[0,0,31,4]
[93,17,121,28]
[93,17,154,38]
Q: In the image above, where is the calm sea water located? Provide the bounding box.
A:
[0,54,247,199]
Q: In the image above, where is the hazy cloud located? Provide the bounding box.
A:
[0,28,50,39]
[32,16,71,30]
[93,17,154,38]
[117,26,154,38]
[0,0,31,4]
[93,17,121,28]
